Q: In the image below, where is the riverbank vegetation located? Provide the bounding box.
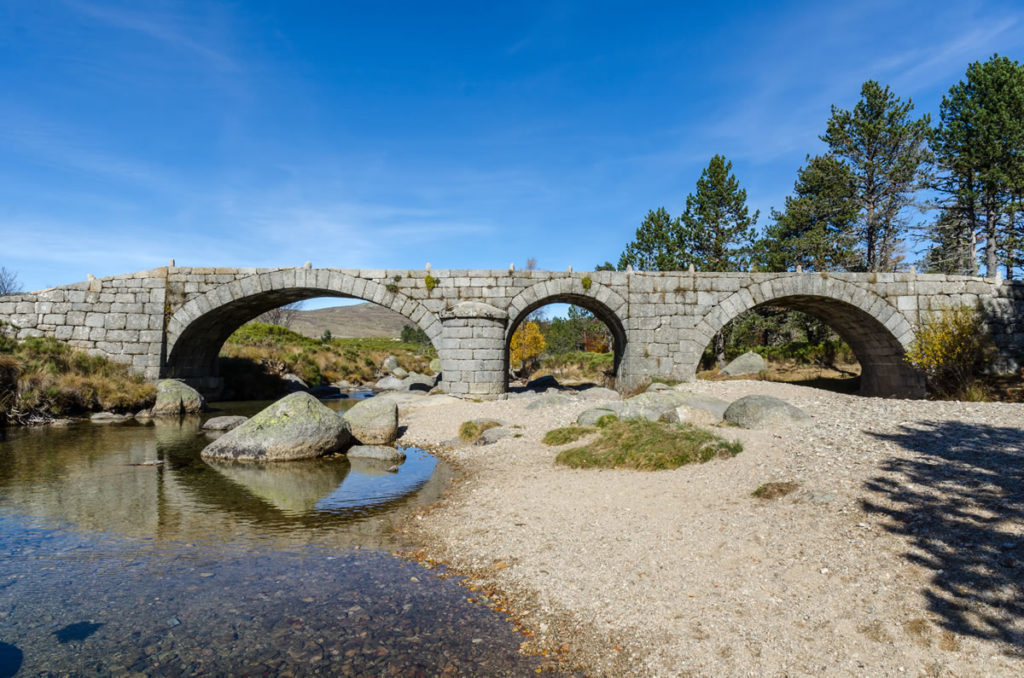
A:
[0,331,155,425]
[217,322,437,398]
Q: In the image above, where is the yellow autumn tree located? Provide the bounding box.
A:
[510,321,546,373]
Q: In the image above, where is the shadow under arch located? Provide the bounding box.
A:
[694,277,925,397]
[504,293,627,391]
[163,270,440,394]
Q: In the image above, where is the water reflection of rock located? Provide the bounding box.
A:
[205,459,350,516]
[0,412,450,550]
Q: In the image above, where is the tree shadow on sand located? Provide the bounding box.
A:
[861,420,1024,653]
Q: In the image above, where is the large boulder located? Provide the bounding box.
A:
[374,375,405,391]
[721,352,767,377]
[577,406,619,426]
[343,397,399,445]
[675,396,731,426]
[401,373,436,391]
[201,392,351,462]
[575,393,681,425]
[724,395,812,429]
[381,356,399,373]
[152,380,206,417]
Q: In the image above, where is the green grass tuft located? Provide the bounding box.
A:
[555,418,742,471]
[752,481,800,499]
[458,420,501,442]
[542,426,596,446]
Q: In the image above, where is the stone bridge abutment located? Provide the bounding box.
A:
[1,266,1021,399]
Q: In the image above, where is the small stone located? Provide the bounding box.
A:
[346,445,406,462]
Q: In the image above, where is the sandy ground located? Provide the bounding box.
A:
[391,381,1024,677]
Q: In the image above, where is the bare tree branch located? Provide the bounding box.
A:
[256,301,304,328]
[0,267,22,296]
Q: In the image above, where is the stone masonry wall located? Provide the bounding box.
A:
[1,266,1022,398]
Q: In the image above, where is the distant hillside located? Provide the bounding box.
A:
[288,303,411,339]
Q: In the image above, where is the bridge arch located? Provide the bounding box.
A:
[504,278,629,387]
[692,274,924,397]
[164,268,440,392]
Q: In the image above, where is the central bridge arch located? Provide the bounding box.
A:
[503,278,629,389]
[163,269,440,393]
[692,274,925,397]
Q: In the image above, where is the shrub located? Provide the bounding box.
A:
[554,418,742,470]
[581,276,592,290]
[904,305,994,399]
[424,274,438,291]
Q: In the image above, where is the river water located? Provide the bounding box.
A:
[0,399,547,676]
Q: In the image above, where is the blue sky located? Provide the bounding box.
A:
[2,0,1023,297]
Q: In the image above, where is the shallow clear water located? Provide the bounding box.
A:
[0,400,546,675]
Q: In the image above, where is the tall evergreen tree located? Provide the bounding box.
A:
[822,81,931,271]
[617,207,685,271]
[617,155,758,365]
[932,54,1024,277]
[678,154,759,272]
[759,155,860,272]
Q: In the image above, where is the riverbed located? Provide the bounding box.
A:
[0,399,548,675]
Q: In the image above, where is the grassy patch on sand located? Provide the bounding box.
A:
[554,418,742,471]
[541,426,597,446]
[752,481,800,499]
[458,420,501,443]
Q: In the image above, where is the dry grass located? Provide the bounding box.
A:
[1,336,155,424]
[218,323,436,396]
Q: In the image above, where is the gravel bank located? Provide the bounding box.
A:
[396,382,1024,677]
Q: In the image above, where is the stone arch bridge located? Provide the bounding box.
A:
[1,266,1021,398]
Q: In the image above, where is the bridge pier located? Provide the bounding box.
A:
[436,302,508,398]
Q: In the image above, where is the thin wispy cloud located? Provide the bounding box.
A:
[62,0,238,71]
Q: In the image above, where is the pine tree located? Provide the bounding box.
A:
[618,207,685,271]
[759,155,860,272]
[932,54,1024,277]
[822,81,931,272]
[678,155,759,272]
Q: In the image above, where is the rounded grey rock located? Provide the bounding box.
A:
[201,392,351,462]
[202,415,249,432]
[346,445,406,462]
[724,395,812,429]
[343,397,399,445]
[721,351,768,377]
[152,380,206,417]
